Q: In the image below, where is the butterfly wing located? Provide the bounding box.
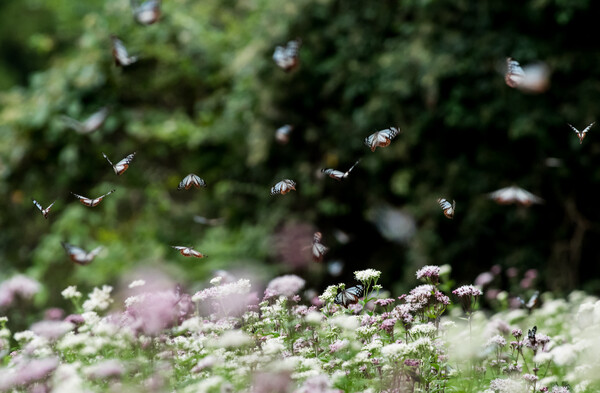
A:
[82,107,109,132]
[32,199,43,212]
[113,152,136,175]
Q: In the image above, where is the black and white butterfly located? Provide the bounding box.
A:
[71,189,116,207]
[527,325,537,343]
[103,152,136,175]
[364,127,400,152]
[172,246,207,258]
[321,160,360,181]
[275,125,293,144]
[488,186,543,206]
[178,174,206,190]
[273,39,301,71]
[61,242,103,265]
[32,199,56,219]
[568,122,594,144]
[518,291,540,313]
[270,179,297,195]
[131,0,161,25]
[334,284,365,308]
[312,232,329,262]
[437,198,456,219]
[61,107,109,134]
[111,35,138,67]
[504,57,549,93]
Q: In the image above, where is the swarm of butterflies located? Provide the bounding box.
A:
[36,1,595,309]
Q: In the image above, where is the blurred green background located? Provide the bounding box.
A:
[1,0,600,317]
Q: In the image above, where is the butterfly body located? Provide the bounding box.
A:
[568,122,594,144]
[273,39,301,72]
[71,189,116,207]
[103,152,136,175]
[62,242,103,265]
[172,246,206,258]
[437,198,456,219]
[312,232,329,262]
[321,160,360,181]
[364,127,400,152]
[62,107,109,134]
[111,35,138,67]
[270,179,297,195]
[334,284,365,308]
[178,174,206,190]
[32,199,56,219]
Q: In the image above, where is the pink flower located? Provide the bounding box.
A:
[415,265,441,284]
[374,298,395,307]
[252,372,292,393]
[474,272,494,287]
[125,290,179,335]
[30,320,74,341]
[85,360,124,380]
[44,308,64,321]
[265,275,305,298]
[13,358,59,387]
[295,375,340,393]
[0,275,41,308]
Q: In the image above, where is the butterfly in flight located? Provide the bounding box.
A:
[32,199,56,219]
[273,39,301,72]
[437,198,456,219]
[275,125,293,145]
[567,122,594,144]
[61,242,103,265]
[364,127,401,152]
[71,189,116,207]
[131,0,161,25]
[518,291,540,314]
[334,284,365,308]
[193,216,225,226]
[321,160,360,181]
[270,179,297,195]
[102,152,136,175]
[111,35,138,67]
[488,186,543,206]
[178,174,206,190]
[171,246,207,258]
[312,232,329,262]
[61,107,109,134]
[504,57,550,93]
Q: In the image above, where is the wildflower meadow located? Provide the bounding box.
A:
[1,265,599,393]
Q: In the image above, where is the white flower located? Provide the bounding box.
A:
[305,311,323,324]
[318,285,338,303]
[381,342,410,359]
[330,315,359,330]
[82,286,113,312]
[262,337,285,355]
[128,279,146,288]
[61,286,82,300]
[13,330,35,342]
[210,276,222,286]
[211,330,252,348]
[410,323,437,337]
[354,269,381,282]
[0,317,7,323]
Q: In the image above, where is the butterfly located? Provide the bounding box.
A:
[334,284,365,308]
[321,160,360,181]
[312,232,329,262]
[270,179,297,195]
[131,0,161,25]
[193,216,225,226]
[61,107,109,134]
[275,125,293,144]
[32,199,56,219]
[527,326,537,342]
[273,39,301,71]
[488,186,543,206]
[111,35,138,67]
[102,152,136,175]
[364,127,401,152]
[567,122,594,144]
[437,198,456,219]
[61,242,103,265]
[178,174,206,190]
[172,246,207,258]
[518,291,540,313]
[71,189,116,207]
[504,57,550,93]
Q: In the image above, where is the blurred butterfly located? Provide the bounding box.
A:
[193,216,225,226]
[488,186,543,206]
[437,198,456,219]
[568,122,594,144]
[527,325,537,342]
[273,39,301,71]
[131,0,161,25]
[518,291,540,313]
[71,189,116,207]
[61,242,103,265]
[364,127,400,152]
[270,179,297,195]
[61,107,109,134]
[321,160,360,181]
[172,246,207,258]
[32,199,56,219]
[275,125,293,144]
[111,35,138,67]
[334,284,365,308]
[312,232,329,262]
[504,57,550,93]
[102,152,136,175]
[178,174,206,190]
